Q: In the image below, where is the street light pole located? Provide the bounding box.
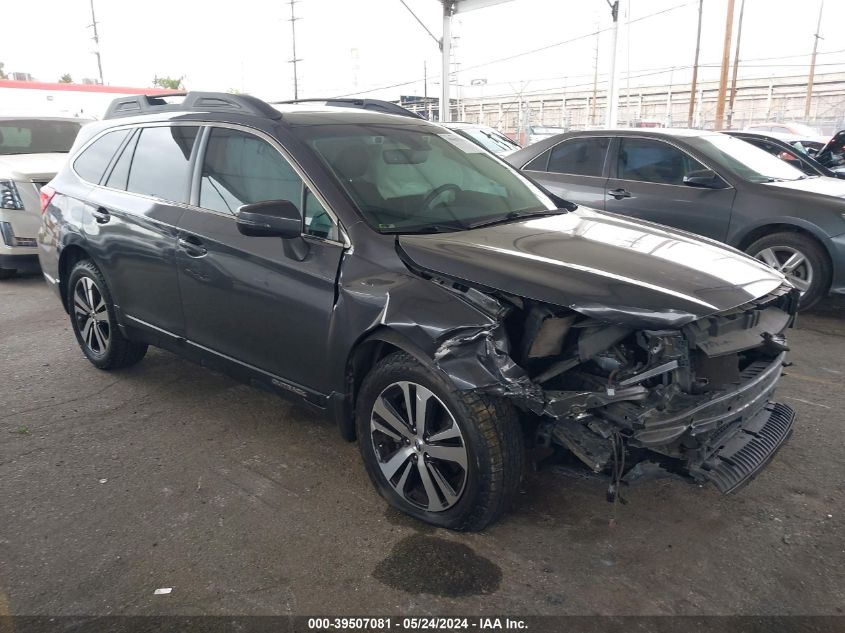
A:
[440,2,454,122]
[604,0,620,128]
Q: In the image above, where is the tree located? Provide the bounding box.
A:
[0,62,7,80]
[59,74,73,84]
[152,75,184,90]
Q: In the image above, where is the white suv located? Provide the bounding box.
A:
[1,117,85,279]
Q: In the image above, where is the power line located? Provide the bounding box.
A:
[331,0,697,98]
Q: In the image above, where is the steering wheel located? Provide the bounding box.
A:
[421,184,462,212]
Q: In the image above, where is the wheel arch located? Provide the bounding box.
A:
[734,219,833,269]
[57,242,94,313]
[335,326,442,442]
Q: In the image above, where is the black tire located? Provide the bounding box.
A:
[0,268,16,280]
[66,259,148,370]
[746,231,831,310]
[356,351,524,531]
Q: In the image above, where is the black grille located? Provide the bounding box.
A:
[698,402,794,493]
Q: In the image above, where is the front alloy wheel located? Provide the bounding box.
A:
[746,230,831,310]
[370,381,468,512]
[356,351,524,531]
[73,276,111,356]
[754,246,813,295]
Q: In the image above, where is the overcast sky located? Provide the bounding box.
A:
[3,0,844,102]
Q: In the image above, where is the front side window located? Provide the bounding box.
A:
[547,137,609,177]
[200,128,303,215]
[617,138,705,185]
[199,127,339,241]
[74,129,130,184]
[691,134,805,183]
[0,119,82,156]
[291,122,556,233]
[126,126,199,203]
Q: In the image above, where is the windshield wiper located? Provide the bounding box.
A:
[381,222,467,235]
[465,208,568,230]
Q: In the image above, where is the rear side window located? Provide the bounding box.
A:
[104,131,137,190]
[74,130,130,183]
[617,138,705,185]
[199,127,304,215]
[547,137,609,176]
[523,149,551,172]
[126,126,199,203]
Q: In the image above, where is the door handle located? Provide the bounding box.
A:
[91,207,111,223]
[608,188,632,200]
[178,236,207,257]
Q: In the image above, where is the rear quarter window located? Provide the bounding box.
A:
[73,129,130,184]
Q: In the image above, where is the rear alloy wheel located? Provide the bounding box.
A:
[356,351,524,531]
[73,276,111,357]
[67,259,148,370]
[747,231,830,310]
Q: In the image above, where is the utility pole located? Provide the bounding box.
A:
[726,0,746,129]
[288,0,302,99]
[687,0,703,127]
[88,0,104,84]
[625,0,632,126]
[805,0,824,119]
[605,0,620,128]
[591,21,599,126]
[714,0,735,131]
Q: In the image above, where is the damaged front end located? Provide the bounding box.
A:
[432,280,799,495]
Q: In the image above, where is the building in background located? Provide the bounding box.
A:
[402,71,845,140]
[0,80,180,119]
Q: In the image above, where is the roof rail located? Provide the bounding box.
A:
[103,91,282,120]
[273,98,424,119]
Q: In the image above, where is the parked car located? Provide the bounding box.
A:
[815,129,845,172]
[527,125,568,145]
[744,121,829,148]
[443,121,521,157]
[725,130,845,179]
[507,128,845,309]
[1,116,85,279]
[40,92,796,530]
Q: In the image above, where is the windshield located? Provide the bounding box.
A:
[0,119,82,155]
[293,122,557,233]
[693,134,806,183]
[457,127,519,154]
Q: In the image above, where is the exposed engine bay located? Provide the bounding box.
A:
[427,276,799,497]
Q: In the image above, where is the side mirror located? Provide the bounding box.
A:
[683,169,725,189]
[237,200,302,239]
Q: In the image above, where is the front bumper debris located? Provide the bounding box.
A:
[689,402,795,493]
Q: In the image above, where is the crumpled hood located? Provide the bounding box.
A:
[0,153,67,181]
[398,208,785,327]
